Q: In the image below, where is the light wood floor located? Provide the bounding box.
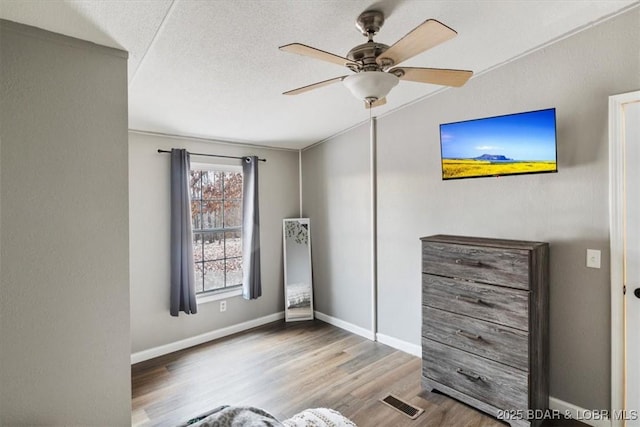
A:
[131,319,585,427]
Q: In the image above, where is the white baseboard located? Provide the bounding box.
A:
[314,311,375,341]
[130,311,285,364]
[376,333,422,357]
[312,312,422,357]
[549,396,611,427]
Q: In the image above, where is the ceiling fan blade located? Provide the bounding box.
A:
[283,76,348,96]
[280,43,358,68]
[392,67,473,87]
[377,19,457,68]
[365,98,387,109]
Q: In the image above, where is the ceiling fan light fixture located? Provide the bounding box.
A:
[343,71,398,102]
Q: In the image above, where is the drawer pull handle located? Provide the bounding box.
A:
[456,294,482,304]
[456,329,482,340]
[456,368,482,382]
[455,258,482,267]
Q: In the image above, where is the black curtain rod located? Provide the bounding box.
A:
[157,149,266,162]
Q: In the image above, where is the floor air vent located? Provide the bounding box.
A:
[379,394,424,419]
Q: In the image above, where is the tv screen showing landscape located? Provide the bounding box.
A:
[439,108,557,180]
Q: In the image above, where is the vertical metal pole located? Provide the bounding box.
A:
[298,149,303,217]
[370,116,378,339]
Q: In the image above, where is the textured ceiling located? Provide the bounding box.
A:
[1,0,638,149]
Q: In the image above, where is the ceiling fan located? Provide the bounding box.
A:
[280,10,473,108]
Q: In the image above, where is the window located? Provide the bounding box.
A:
[190,164,243,295]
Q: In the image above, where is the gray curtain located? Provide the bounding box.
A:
[242,156,261,299]
[170,148,198,316]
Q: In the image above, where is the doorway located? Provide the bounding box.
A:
[610,90,640,427]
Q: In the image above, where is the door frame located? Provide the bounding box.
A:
[610,90,640,427]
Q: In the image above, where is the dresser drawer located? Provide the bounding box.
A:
[422,241,530,290]
[422,338,528,411]
[422,274,529,330]
[423,306,528,371]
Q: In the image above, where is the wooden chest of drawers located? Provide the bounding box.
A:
[420,235,549,427]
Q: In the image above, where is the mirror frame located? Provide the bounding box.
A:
[283,218,314,322]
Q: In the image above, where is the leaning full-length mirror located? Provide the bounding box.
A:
[283,218,313,321]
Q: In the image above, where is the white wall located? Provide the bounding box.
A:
[302,8,640,412]
[129,132,300,354]
[0,21,131,424]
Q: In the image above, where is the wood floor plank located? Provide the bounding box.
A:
[131,319,586,427]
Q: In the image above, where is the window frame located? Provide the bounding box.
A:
[190,161,244,303]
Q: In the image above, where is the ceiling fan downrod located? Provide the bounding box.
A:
[348,11,391,73]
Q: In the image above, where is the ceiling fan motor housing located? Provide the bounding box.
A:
[347,42,390,72]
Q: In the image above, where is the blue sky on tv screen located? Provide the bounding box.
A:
[440,109,556,161]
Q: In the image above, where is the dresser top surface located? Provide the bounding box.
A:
[420,234,548,251]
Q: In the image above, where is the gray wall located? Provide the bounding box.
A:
[301,124,372,331]
[129,132,299,354]
[0,21,131,424]
[302,8,640,411]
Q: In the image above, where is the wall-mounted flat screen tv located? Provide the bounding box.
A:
[439,108,557,180]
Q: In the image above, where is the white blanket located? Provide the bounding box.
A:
[283,408,357,427]
[180,406,356,427]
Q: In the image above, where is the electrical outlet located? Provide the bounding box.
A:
[586,249,601,269]
[220,300,227,312]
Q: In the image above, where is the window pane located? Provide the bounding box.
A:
[191,167,244,295]
[192,233,204,263]
[202,231,225,261]
[201,171,223,200]
[191,201,202,230]
[201,201,223,229]
[223,200,242,227]
[225,231,242,258]
[203,260,225,291]
[190,171,202,199]
[224,172,243,200]
[226,258,243,287]
[194,262,204,293]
